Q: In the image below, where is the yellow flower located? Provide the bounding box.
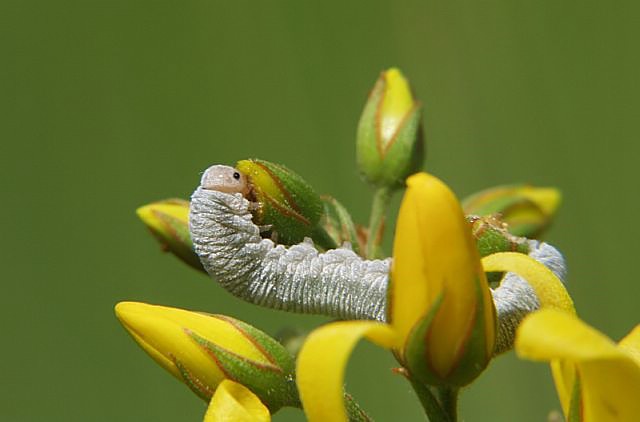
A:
[204,380,270,422]
[136,199,204,272]
[296,172,574,421]
[115,302,298,412]
[516,309,640,422]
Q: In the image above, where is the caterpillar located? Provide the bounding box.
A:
[190,164,567,354]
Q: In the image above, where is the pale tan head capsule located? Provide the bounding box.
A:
[200,165,250,196]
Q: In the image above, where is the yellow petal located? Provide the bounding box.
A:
[204,380,270,422]
[618,325,640,367]
[379,68,414,145]
[296,321,398,422]
[481,252,575,313]
[514,310,591,416]
[392,173,494,373]
[483,253,576,412]
[516,309,640,421]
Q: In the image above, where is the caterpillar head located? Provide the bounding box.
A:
[200,165,251,196]
[200,160,324,246]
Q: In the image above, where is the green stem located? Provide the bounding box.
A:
[409,378,453,422]
[434,387,458,421]
[366,187,393,259]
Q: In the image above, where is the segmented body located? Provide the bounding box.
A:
[190,187,389,320]
[190,166,567,353]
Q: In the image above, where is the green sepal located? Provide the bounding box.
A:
[319,195,361,255]
[405,277,495,387]
[187,319,299,411]
[236,159,323,246]
[469,215,529,284]
[228,316,297,376]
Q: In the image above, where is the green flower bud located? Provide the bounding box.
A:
[356,68,424,189]
[462,185,561,238]
[319,195,362,255]
[236,159,327,247]
[136,199,205,272]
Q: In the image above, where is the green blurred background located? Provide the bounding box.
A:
[2,1,638,420]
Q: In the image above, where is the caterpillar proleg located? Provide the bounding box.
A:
[190,165,567,353]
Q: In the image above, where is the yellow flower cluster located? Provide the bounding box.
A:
[121,68,639,421]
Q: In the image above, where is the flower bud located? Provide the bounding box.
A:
[393,173,496,387]
[462,185,561,238]
[356,68,424,189]
[236,159,324,246]
[136,199,205,272]
[319,195,362,255]
[115,302,299,411]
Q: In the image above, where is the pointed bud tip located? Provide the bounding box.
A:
[114,301,144,325]
[380,68,414,124]
[528,186,562,215]
[135,199,205,271]
[114,301,166,343]
[135,204,152,220]
[136,200,189,223]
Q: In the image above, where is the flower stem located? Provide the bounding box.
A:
[434,387,458,421]
[409,378,456,422]
[366,187,393,259]
[409,378,458,422]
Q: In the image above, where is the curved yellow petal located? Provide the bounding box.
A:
[516,309,640,421]
[204,380,270,422]
[515,309,618,363]
[481,252,575,314]
[296,321,398,422]
[392,173,494,373]
[482,252,575,411]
